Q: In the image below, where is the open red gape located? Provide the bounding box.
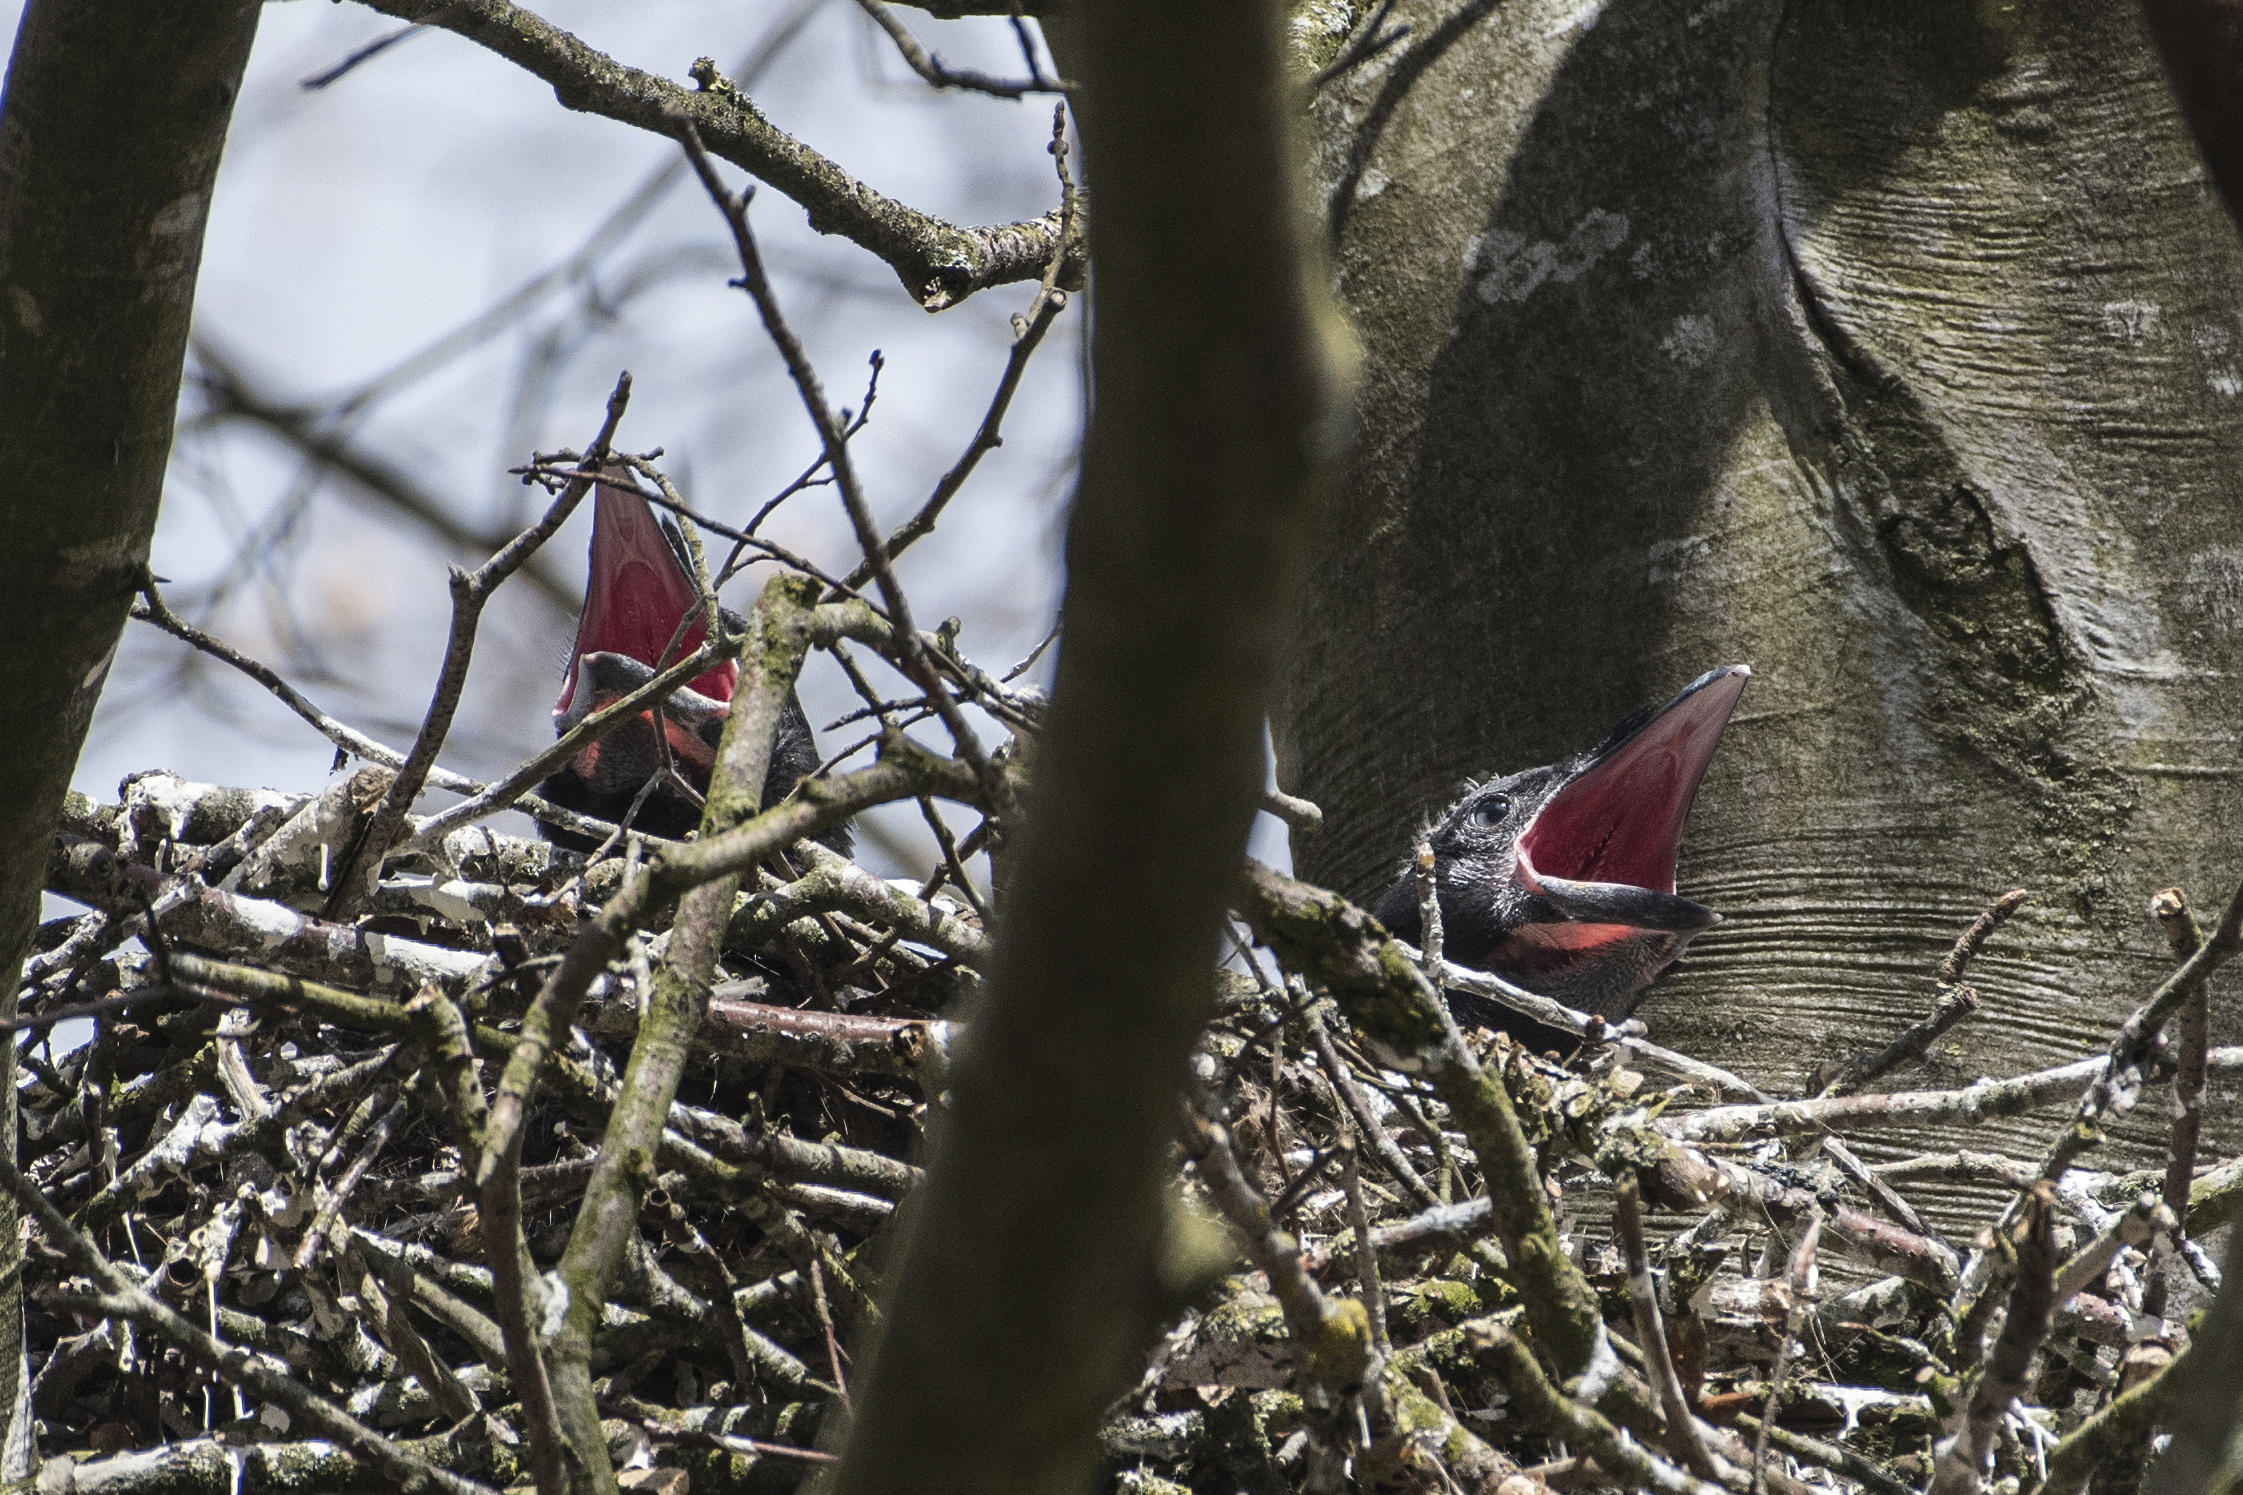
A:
[1516,667,1749,895]
[556,480,738,717]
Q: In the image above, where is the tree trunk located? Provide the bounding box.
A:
[1281,0,2243,1239]
[0,0,263,1469]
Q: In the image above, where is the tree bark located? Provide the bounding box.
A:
[0,0,262,1470]
[831,3,1353,1493]
[1280,0,2243,1238]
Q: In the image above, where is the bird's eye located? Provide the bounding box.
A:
[1467,795,1511,829]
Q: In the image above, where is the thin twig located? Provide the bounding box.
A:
[2151,886,2211,1247]
[673,118,1005,809]
[809,1252,851,1413]
[1821,889,2024,1097]
[1311,0,1411,89]
[1751,1212,1821,1495]
[1616,1175,1721,1479]
[1411,837,1445,995]
[1930,1184,2060,1495]
[326,376,634,917]
[129,579,626,846]
[1339,1133,1389,1355]
[1306,1007,1439,1209]
[852,0,1061,98]
[846,102,1076,587]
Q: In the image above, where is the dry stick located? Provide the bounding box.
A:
[131,581,624,847]
[2152,886,2210,1245]
[354,1,1072,309]
[543,575,828,1493]
[1424,950,1769,1102]
[915,795,987,918]
[2053,1191,2170,1310]
[406,985,575,1495]
[1615,1175,1721,1479]
[853,0,1056,98]
[2057,873,2243,1168]
[293,1083,413,1271]
[1305,1008,1438,1207]
[0,1146,494,1495]
[809,1253,851,1411]
[1751,1212,1822,1495]
[1931,1184,2061,1495]
[1822,889,2025,1099]
[1463,1318,1723,1495]
[672,118,1004,809]
[351,1228,511,1368]
[1821,1134,1945,1249]
[1411,838,1445,992]
[1263,787,1324,837]
[1665,1046,2243,1144]
[332,1230,483,1421]
[843,101,1076,590]
[1339,1134,1390,1355]
[327,374,633,917]
[1732,1413,1913,1495]
[1238,860,1641,1418]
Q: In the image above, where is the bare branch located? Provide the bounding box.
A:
[853,0,1065,98]
[353,0,1078,309]
[1930,1184,2060,1495]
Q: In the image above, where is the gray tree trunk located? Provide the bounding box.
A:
[1281,0,2243,1238]
[0,0,263,1470]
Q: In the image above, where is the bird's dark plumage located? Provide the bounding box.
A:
[539,479,843,854]
[1374,665,1749,1050]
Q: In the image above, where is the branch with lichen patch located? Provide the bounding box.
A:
[355,0,1078,309]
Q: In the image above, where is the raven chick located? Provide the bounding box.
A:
[1374,665,1749,1049]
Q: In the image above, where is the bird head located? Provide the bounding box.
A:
[552,476,734,799]
[1374,664,1750,1032]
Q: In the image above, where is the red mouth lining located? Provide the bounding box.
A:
[1516,668,1748,895]
[556,480,737,716]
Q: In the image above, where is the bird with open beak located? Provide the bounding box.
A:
[538,477,839,853]
[1374,665,1750,1049]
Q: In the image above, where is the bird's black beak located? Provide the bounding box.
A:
[1513,664,1750,933]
